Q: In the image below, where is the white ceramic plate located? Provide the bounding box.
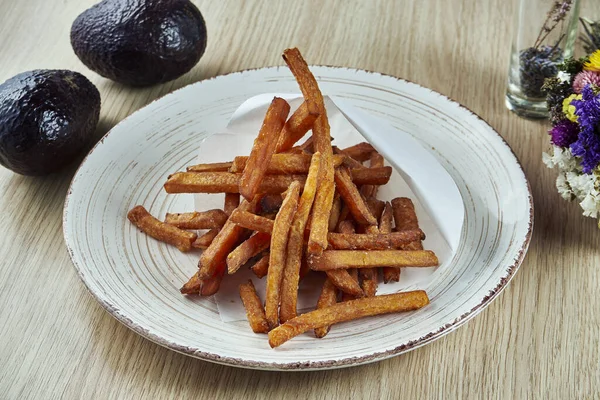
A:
[63,67,533,370]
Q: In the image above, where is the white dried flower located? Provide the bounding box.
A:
[567,171,595,199]
[543,146,578,171]
[556,172,574,200]
[580,192,600,218]
[542,151,554,168]
[542,142,600,220]
[557,71,571,83]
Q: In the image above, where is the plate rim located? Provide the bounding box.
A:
[63,65,534,370]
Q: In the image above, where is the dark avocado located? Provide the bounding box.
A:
[0,70,100,176]
[70,0,207,86]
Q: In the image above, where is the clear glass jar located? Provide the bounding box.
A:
[579,1,600,55]
[506,0,581,119]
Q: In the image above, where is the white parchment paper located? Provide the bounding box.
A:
[192,94,464,322]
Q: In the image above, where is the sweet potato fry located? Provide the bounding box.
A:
[280,153,321,323]
[334,167,377,226]
[259,194,283,214]
[335,207,352,231]
[366,198,386,224]
[313,278,338,338]
[391,197,420,231]
[224,193,240,216]
[230,209,274,233]
[309,250,439,271]
[127,205,197,252]
[269,290,430,347]
[327,231,424,250]
[360,268,378,297]
[351,167,392,186]
[391,198,424,250]
[276,100,320,152]
[239,280,270,333]
[186,162,233,172]
[180,262,226,296]
[380,203,393,231]
[379,202,400,283]
[265,181,302,329]
[251,253,269,278]
[255,174,307,193]
[164,172,306,194]
[227,232,271,274]
[192,228,220,249]
[299,256,310,280]
[165,172,239,193]
[341,142,376,162]
[299,136,332,154]
[239,97,290,200]
[164,209,228,230]
[328,194,342,232]
[392,197,423,245]
[331,219,363,300]
[298,136,314,153]
[337,218,355,235]
[360,152,385,199]
[283,48,335,256]
[282,146,305,154]
[198,199,256,279]
[180,271,202,294]
[358,199,383,295]
[341,269,360,302]
[326,269,364,297]
[308,166,335,254]
[332,146,365,169]
[231,154,343,174]
[165,170,383,194]
[200,263,226,296]
[370,150,384,165]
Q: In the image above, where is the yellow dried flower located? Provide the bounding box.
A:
[562,94,582,122]
[584,50,600,72]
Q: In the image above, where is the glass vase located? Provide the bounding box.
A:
[579,1,600,55]
[506,0,581,119]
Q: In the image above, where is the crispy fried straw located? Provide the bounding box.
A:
[280,153,321,323]
[128,205,197,252]
[283,48,335,255]
[239,97,290,200]
[265,181,302,328]
[269,291,430,347]
[239,280,270,333]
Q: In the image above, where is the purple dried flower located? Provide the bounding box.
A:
[571,85,600,172]
[549,119,579,147]
[535,0,573,48]
[573,85,600,131]
[553,2,571,22]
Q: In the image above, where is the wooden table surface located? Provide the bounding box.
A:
[1,0,599,398]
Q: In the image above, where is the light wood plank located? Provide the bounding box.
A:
[0,0,599,398]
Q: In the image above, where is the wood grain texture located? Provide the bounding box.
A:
[0,0,598,398]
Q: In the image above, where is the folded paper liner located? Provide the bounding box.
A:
[192,94,464,322]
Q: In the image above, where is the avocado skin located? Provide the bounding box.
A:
[71,0,207,86]
[0,70,101,176]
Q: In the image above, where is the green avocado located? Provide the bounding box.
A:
[0,70,101,176]
[70,0,207,86]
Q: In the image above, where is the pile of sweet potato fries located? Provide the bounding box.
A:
[127,48,438,348]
